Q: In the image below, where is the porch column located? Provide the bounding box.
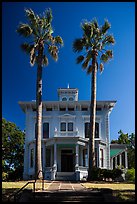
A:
[115,156,117,168]
[75,144,80,181]
[87,143,89,167]
[111,158,113,169]
[119,154,122,168]
[75,144,79,169]
[53,143,57,171]
[125,149,128,169]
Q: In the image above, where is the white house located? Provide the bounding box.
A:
[19,87,128,181]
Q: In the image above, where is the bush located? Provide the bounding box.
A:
[89,167,102,181]
[125,168,135,182]
[111,168,123,180]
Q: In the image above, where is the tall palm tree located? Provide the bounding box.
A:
[73,18,115,181]
[17,8,63,180]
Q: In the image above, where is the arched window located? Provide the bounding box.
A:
[62,97,67,101]
[69,97,74,101]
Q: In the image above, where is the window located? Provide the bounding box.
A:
[83,149,88,167]
[60,107,66,111]
[46,107,52,111]
[62,97,67,101]
[82,107,88,111]
[95,122,99,138]
[61,122,66,131]
[45,148,51,167]
[100,149,104,167]
[68,123,73,131]
[85,122,90,138]
[68,107,74,111]
[30,148,34,168]
[69,97,74,101]
[85,122,99,138]
[43,123,49,138]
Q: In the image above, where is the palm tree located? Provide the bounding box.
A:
[73,18,115,181]
[17,8,63,180]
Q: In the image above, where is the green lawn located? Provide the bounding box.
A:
[2,181,50,202]
[81,182,135,202]
[81,182,135,190]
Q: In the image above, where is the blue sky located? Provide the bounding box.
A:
[2,2,135,140]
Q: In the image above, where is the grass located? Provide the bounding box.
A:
[2,180,50,202]
[81,182,135,202]
[81,182,135,190]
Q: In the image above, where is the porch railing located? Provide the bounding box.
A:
[54,131,79,137]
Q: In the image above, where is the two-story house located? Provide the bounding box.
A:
[19,87,128,181]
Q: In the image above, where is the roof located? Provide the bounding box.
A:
[18,100,116,113]
[110,144,127,158]
[110,149,123,157]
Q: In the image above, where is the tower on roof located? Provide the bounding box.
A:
[57,87,78,101]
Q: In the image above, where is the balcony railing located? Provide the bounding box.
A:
[54,131,79,137]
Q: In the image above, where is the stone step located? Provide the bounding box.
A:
[56,172,75,181]
[33,191,104,202]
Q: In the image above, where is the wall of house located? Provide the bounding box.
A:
[23,104,111,179]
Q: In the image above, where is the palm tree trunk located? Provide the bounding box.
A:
[35,41,43,180]
[88,53,97,181]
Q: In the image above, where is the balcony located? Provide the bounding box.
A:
[54,131,79,137]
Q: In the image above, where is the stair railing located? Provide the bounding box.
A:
[8,170,45,202]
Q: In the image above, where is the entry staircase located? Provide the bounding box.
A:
[56,172,75,181]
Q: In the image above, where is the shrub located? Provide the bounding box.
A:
[125,168,135,182]
[111,168,123,180]
[89,167,102,181]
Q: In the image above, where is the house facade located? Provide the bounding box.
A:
[19,87,127,181]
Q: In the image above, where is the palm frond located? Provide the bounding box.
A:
[87,65,93,74]
[76,55,84,64]
[30,48,36,66]
[92,18,99,29]
[54,36,64,46]
[100,53,109,62]
[102,35,115,46]
[42,55,49,66]
[16,23,33,37]
[99,63,104,73]
[72,38,84,53]
[45,8,53,24]
[82,22,93,38]
[25,8,37,25]
[106,50,113,58]
[21,43,34,54]
[48,45,58,61]
[101,19,111,34]
[82,59,89,70]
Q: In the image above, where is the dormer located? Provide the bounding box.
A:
[57,85,78,101]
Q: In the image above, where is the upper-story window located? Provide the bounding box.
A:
[69,97,74,101]
[68,107,74,111]
[60,107,66,111]
[60,122,73,131]
[82,107,88,111]
[68,122,73,131]
[62,97,67,101]
[85,122,99,138]
[60,122,66,131]
[46,107,52,111]
[43,123,49,138]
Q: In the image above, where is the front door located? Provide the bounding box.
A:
[61,150,74,172]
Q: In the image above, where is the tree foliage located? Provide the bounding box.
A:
[2,118,25,181]
[111,130,135,169]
